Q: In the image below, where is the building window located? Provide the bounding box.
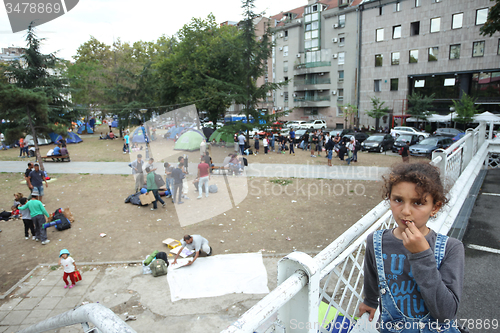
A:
[338,52,345,65]
[375,54,383,67]
[410,21,420,36]
[450,44,461,59]
[376,28,384,42]
[391,52,400,65]
[339,37,345,47]
[473,41,485,57]
[415,0,421,7]
[338,88,344,101]
[338,70,344,81]
[430,17,441,33]
[428,47,439,61]
[284,92,289,101]
[337,107,343,116]
[374,80,381,92]
[283,61,288,72]
[452,13,463,29]
[284,30,288,37]
[390,78,399,91]
[431,0,441,3]
[283,46,288,56]
[409,49,418,63]
[379,6,383,16]
[305,108,319,116]
[393,25,401,39]
[476,8,488,25]
[338,14,346,28]
[498,39,500,55]
[394,2,401,12]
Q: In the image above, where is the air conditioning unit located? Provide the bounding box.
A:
[334,23,339,29]
[332,90,337,95]
[278,107,282,110]
[319,73,324,76]
[333,54,338,59]
[293,93,297,97]
[279,33,284,38]
[279,47,283,51]
[332,38,338,43]
[280,92,284,96]
[296,54,301,58]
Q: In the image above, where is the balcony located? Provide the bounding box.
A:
[293,78,331,86]
[294,61,331,70]
[293,95,331,107]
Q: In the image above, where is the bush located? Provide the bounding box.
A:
[425,125,432,133]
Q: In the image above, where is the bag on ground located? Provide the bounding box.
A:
[156,251,169,265]
[52,209,71,231]
[209,184,218,193]
[150,259,168,277]
[144,250,159,266]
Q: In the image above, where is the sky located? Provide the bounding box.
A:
[0,0,306,61]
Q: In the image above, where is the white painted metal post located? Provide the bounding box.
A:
[463,130,474,173]
[432,149,447,182]
[489,121,494,140]
[277,252,320,333]
[478,122,486,148]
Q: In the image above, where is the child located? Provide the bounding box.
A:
[13,192,23,207]
[58,249,78,288]
[358,163,465,332]
[10,205,20,220]
[19,198,35,240]
[17,188,50,244]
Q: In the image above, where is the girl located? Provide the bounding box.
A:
[13,193,23,207]
[59,249,78,289]
[359,163,465,333]
[263,136,269,154]
[19,197,35,240]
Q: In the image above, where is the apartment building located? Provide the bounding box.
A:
[0,46,24,63]
[271,0,363,129]
[358,0,500,127]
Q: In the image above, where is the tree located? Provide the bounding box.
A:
[480,0,500,37]
[2,25,75,169]
[366,97,389,129]
[407,92,435,127]
[343,104,358,130]
[452,94,480,126]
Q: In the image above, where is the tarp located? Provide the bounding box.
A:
[209,128,234,143]
[174,129,205,151]
[167,253,269,302]
[48,132,83,144]
[111,120,118,128]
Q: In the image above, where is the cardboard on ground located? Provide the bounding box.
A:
[162,238,181,249]
[170,246,193,258]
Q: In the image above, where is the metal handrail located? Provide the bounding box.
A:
[18,303,136,333]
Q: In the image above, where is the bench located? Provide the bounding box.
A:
[41,154,71,162]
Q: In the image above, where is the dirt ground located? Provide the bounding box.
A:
[0,170,384,294]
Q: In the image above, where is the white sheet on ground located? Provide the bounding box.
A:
[167,253,269,302]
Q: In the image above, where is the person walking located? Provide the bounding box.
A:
[401,141,410,163]
[171,162,185,204]
[18,189,50,244]
[288,135,295,155]
[197,157,210,199]
[237,132,246,155]
[131,154,144,193]
[254,134,260,154]
[27,163,48,203]
[146,166,165,210]
[346,137,355,165]
[310,131,318,157]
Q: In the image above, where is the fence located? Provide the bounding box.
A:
[223,123,491,333]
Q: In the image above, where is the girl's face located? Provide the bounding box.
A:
[389,181,442,235]
[61,254,68,259]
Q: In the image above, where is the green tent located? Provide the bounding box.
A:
[209,128,234,143]
[174,130,205,151]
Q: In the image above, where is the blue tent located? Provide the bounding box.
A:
[131,127,148,143]
[77,125,85,134]
[86,124,94,134]
[48,132,83,144]
[166,127,184,139]
[111,120,118,128]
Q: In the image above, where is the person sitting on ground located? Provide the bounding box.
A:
[108,131,115,139]
[99,132,105,140]
[228,154,242,175]
[172,234,212,266]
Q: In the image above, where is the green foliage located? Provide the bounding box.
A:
[343,104,357,129]
[366,97,389,121]
[269,178,293,186]
[452,94,480,124]
[407,92,435,123]
[480,0,500,37]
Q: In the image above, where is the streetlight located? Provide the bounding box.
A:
[139,109,150,159]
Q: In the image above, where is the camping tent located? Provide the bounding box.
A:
[209,128,234,143]
[166,127,184,140]
[25,134,51,146]
[131,127,148,143]
[174,130,205,151]
[202,127,215,140]
[49,132,83,144]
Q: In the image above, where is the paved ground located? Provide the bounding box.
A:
[0,256,280,333]
[458,169,500,333]
[0,161,388,181]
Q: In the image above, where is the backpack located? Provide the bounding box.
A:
[154,173,165,187]
[150,259,168,277]
[209,184,218,193]
[52,209,71,231]
[156,251,169,264]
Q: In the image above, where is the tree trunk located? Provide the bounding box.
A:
[26,105,45,171]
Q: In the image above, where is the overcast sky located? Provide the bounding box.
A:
[0,0,306,61]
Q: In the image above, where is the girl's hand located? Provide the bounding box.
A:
[358,303,377,321]
[401,222,430,254]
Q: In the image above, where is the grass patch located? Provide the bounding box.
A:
[269,178,293,186]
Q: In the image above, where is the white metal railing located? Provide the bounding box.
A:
[223,123,490,333]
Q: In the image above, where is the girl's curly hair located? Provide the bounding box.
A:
[382,162,448,205]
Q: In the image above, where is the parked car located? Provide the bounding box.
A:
[330,129,351,138]
[433,128,464,137]
[293,129,307,143]
[299,119,327,130]
[343,132,370,143]
[409,136,454,158]
[392,134,420,153]
[390,126,429,140]
[286,121,307,129]
[361,134,394,153]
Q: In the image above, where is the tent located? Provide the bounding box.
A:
[209,128,234,143]
[95,119,102,125]
[131,127,148,143]
[24,134,51,146]
[49,132,83,144]
[473,111,500,123]
[86,124,94,134]
[174,129,205,151]
[202,127,215,140]
[166,127,185,140]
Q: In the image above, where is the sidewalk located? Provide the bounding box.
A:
[0,161,388,181]
[0,257,280,333]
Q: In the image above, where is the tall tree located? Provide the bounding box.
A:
[2,26,75,168]
[366,97,389,129]
[407,92,435,127]
[480,0,500,37]
[343,104,358,130]
[452,94,480,126]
